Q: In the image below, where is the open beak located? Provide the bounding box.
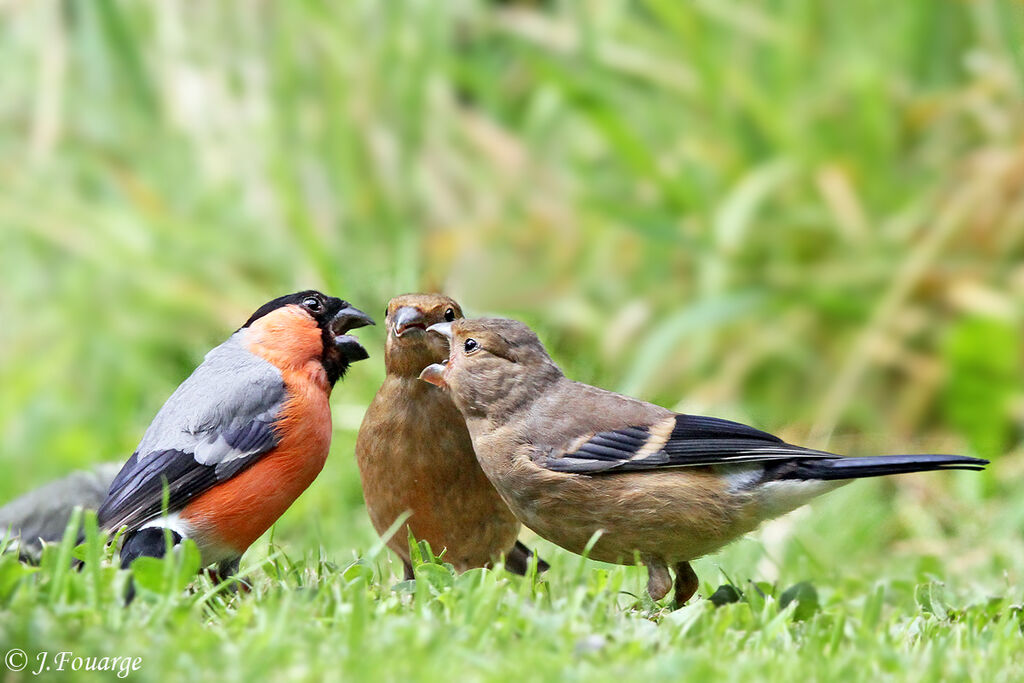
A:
[419,360,447,388]
[330,305,375,362]
[392,306,427,338]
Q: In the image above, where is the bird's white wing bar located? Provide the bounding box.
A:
[538,413,837,474]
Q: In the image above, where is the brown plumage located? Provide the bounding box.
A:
[355,294,546,579]
[420,317,988,604]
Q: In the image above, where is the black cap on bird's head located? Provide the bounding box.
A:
[243,290,374,385]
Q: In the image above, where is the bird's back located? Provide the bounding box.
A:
[495,377,674,458]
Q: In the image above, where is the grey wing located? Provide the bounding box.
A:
[0,462,120,562]
[538,414,837,474]
[98,334,287,532]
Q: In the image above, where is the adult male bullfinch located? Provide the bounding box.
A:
[97,291,373,595]
[419,318,988,605]
[355,294,546,578]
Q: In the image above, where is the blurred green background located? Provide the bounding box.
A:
[2,0,1023,588]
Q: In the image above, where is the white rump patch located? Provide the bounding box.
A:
[756,479,847,518]
[140,512,193,540]
[139,513,236,565]
[724,466,763,493]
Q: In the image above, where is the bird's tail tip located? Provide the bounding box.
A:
[785,453,989,481]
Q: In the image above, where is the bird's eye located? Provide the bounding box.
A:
[464,338,479,354]
[303,296,322,312]
[444,308,455,322]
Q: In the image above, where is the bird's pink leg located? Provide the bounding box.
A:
[646,562,672,601]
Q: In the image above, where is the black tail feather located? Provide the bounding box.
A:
[775,454,989,482]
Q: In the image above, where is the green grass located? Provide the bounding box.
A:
[2,1,1024,680]
[2,492,1022,683]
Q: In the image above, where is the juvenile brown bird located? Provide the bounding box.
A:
[419,317,988,604]
[355,295,545,579]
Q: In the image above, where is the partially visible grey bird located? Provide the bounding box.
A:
[0,463,120,562]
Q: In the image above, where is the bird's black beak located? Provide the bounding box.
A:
[392,306,426,338]
[329,305,375,362]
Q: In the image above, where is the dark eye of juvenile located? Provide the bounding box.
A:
[303,297,322,312]
[464,338,478,353]
[444,308,455,322]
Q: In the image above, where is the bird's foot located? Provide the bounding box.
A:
[504,540,550,576]
[672,561,699,605]
[207,558,250,593]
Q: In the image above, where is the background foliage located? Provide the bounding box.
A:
[2,1,1023,680]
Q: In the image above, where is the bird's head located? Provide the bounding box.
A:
[419,317,562,419]
[383,294,463,377]
[242,290,374,387]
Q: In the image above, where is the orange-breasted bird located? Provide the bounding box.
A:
[420,317,989,604]
[355,294,545,578]
[97,291,373,593]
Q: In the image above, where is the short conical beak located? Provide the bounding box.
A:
[332,306,375,333]
[419,361,447,387]
[392,306,426,337]
[330,305,375,362]
[426,322,453,340]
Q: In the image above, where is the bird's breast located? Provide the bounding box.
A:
[181,376,333,556]
[355,378,520,569]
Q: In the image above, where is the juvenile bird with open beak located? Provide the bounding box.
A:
[98,291,373,596]
[420,318,988,605]
[356,294,545,578]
